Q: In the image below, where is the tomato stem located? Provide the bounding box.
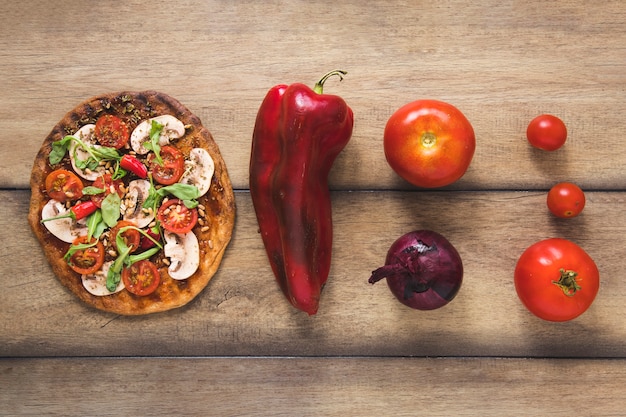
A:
[552,268,581,296]
[420,132,437,148]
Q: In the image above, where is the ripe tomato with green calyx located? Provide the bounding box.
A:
[383,99,475,188]
[514,238,599,322]
[547,182,585,218]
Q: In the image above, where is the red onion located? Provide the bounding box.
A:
[369,230,463,310]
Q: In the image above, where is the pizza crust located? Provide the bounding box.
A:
[28,91,236,315]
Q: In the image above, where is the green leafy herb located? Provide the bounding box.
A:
[82,186,105,196]
[63,238,98,263]
[101,192,121,227]
[142,178,201,214]
[105,226,162,292]
[49,136,74,165]
[158,183,201,208]
[49,133,122,173]
[86,209,106,240]
[144,120,164,165]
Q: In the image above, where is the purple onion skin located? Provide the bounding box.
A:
[369,230,463,310]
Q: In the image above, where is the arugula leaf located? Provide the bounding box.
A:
[82,186,105,195]
[157,183,201,208]
[105,227,161,292]
[63,239,98,263]
[101,192,121,227]
[49,136,75,165]
[144,120,164,165]
[86,209,106,240]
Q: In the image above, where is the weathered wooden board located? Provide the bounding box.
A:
[3,0,626,415]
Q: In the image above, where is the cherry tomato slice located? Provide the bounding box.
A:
[122,259,161,296]
[45,169,83,202]
[68,236,105,275]
[109,220,141,253]
[148,145,184,185]
[547,182,586,218]
[94,115,130,149]
[157,198,198,234]
[90,173,124,208]
[526,114,567,151]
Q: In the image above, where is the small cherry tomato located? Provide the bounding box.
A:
[157,198,198,234]
[514,238,599,322]
[148,145,185,185]
[384,99,475,188]
[122,259,160,296]
[90,173,124,208]
[45,169,83,202]
[94,115,130,149]
[547,182,585,218]
[68,236,105,275]
[526,114,567,151]
[109,220,141,253]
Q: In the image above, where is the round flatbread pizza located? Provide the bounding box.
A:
[28,91,236,315]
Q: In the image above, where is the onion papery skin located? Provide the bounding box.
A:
[369,230,463,310]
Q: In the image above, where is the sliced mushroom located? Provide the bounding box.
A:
[69,124,106,181]
[179,148,215,197]
[163,230,200,280]
[81,261,125,296]
[41,199,88,243]
[130,115,186,155]
[121,179,155,228]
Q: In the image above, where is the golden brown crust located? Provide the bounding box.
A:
[28,91,235,315]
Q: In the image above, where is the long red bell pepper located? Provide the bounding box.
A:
[249,70,354,315]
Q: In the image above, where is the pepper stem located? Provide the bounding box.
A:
[313,70,347,94]
[552,268,582,296]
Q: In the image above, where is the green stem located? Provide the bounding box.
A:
[313,70,347,94]
[552,268,582,296]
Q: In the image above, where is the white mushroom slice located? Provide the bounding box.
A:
[121,179,155,228]
[130,115,186,155]
[41,199,88,243]
[179,148,214,197]
[163,231,200,280]
[69,124,106,181]
[81,261,125,296]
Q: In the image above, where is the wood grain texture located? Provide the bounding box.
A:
[3,189,625,358]
[1,0,626,191]
[2,357,626,417]
[2,0,626,414]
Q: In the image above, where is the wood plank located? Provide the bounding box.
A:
[2,357,625,416]
[2,0,626,190]
[4,189,625,358]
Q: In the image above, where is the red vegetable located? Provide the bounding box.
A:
[547,182,585,218]
[384,100,475,188]
[249,70,354,315]
[94,114,130,149]
[515,238,599,322]
[45,169,84,202]
[120,154,148,179]
[41,200,98,223]
[369,230,463,310]
[526,114,567,151]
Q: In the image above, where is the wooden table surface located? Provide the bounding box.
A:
[2,0,626,415]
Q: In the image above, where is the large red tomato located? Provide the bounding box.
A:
[383,99,475,188]
[514,238,599,322]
